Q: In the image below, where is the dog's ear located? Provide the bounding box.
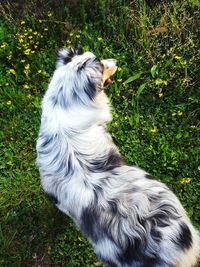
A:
[76,44,84,55]
[56,47,76,68]
[77,57,104,101]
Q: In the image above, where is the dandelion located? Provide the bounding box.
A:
[117,78,123,82]
[150,127,158,133]
[180,178,192,185]
[6,100,12,105]
[97,37,102,41]
[118,67,122,71]
[8,69,16,75]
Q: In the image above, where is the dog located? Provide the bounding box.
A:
[36,46,200,267]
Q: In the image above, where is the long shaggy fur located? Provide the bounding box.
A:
[36,47,200,267]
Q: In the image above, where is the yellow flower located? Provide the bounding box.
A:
[47,11,53,17]
[0,43,6,49]
[180,178,192,185]
[20,59,25,63]
[6,100,12,105]
[8,69,16,75]
[28,36,33,39]
[67,40,71,44]
[38,70,42,74]
[172,112,176,116]
[69,33,74,37]
[23,84,30,89]
[97,37,102,41]
[117,78,123,82]
[7,53,12,60]
[44,28,48,31]
[25,64,30,70]
[21,21,25,25]
[155,79,167,86]
[24,49,31,55]
[181,60,187,65]
[177,111,183,116]
[39,20,42,23]
[24,69,30,76]
[159,92,163,97]
[174,55,181,60]
[76,34,80,38]
[117,67,122,71]
[150,127,158,133]
[18,38,24,43]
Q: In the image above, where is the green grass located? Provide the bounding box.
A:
[0,0,200,266]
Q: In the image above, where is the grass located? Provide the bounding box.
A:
[0,0,199,266]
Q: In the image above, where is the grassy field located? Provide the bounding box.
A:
[0,0,199,266]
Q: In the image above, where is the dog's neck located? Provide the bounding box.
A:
[38,91,121,177]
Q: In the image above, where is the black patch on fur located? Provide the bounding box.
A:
[152,212,171,227]
[78,58,91,72]
[104,260,118,267]
[108,200,118,213]
[88,149,124,172]
[118,228,162,266]
[145,174,154,180]
[45,191,58,204]
[56,48,75,65]
[40,135,53,148]
[81,206,104,242]
[84,77,97,100]
[173,222,192,250]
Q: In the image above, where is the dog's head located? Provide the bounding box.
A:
[55,46,117,106]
